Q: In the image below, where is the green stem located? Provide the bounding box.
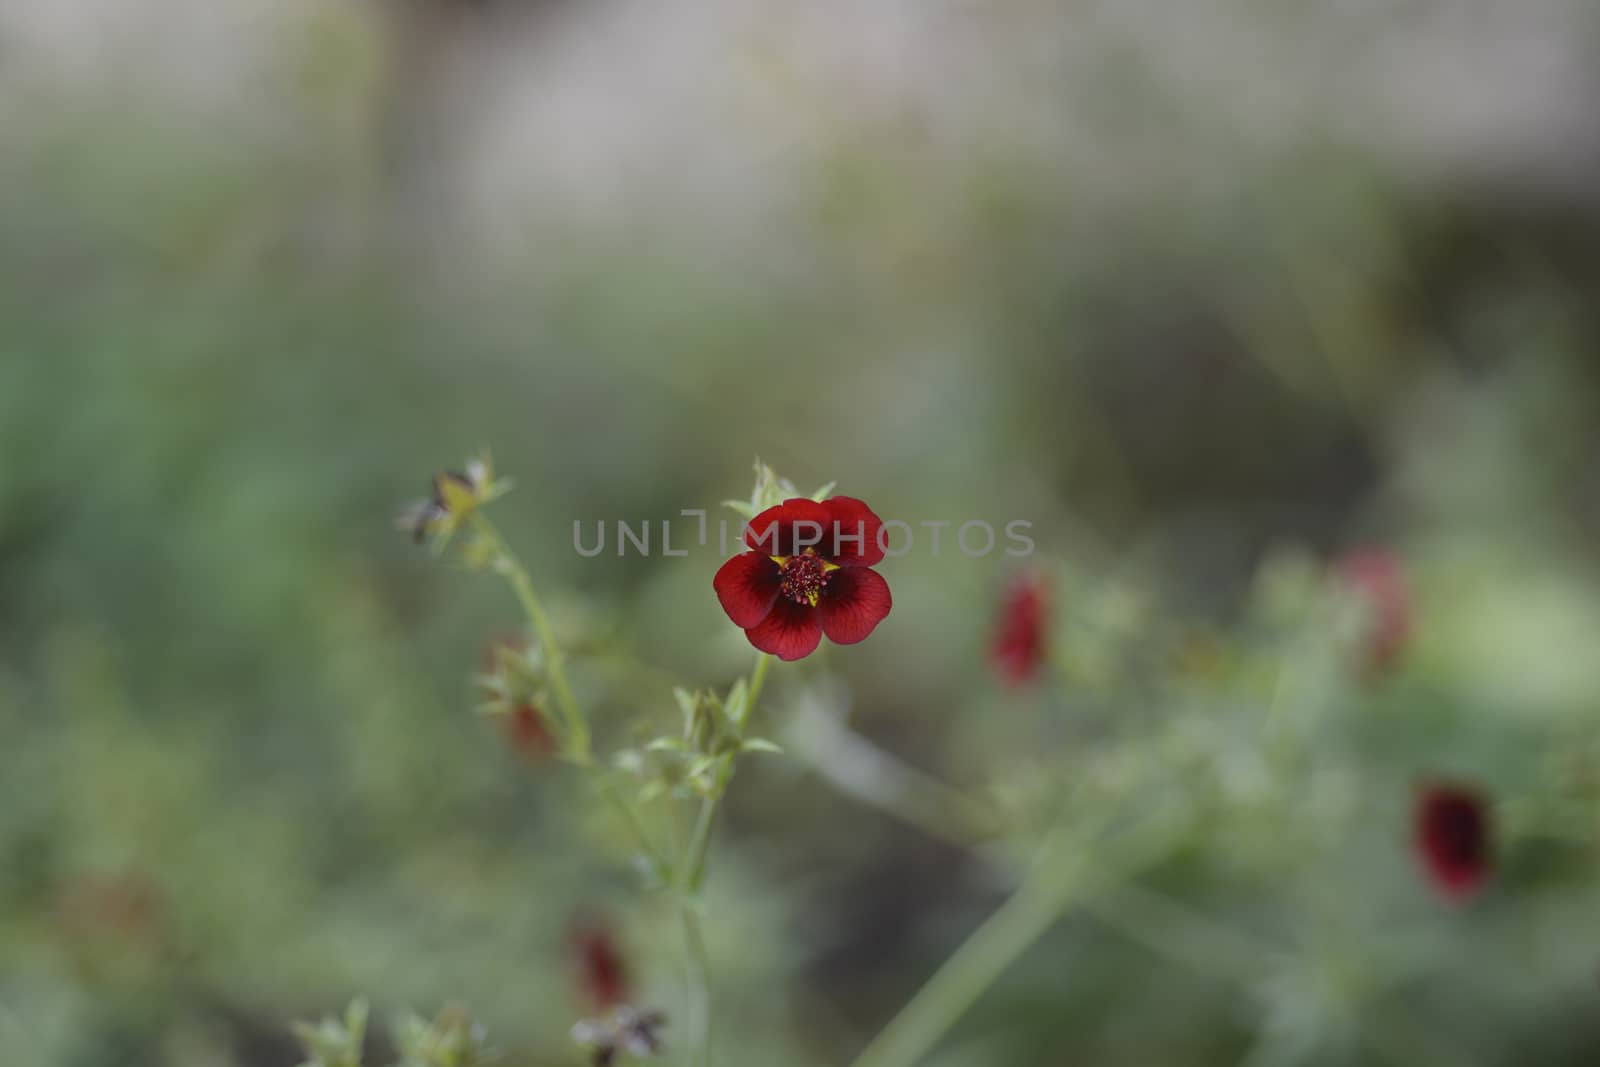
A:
[1079,883,1285,984]
[848,810,1178,1067]
[683,793,720,893]
[468,514,668,870]
[682,653,771,892]
[469,513,591,765]
[675,651,772,1066]
[680,904,713,1066]
[786,701,1004,850]
[675,782,723,1066]
[596,773,667,870]
[462,509,740,1067]
[675,792,720,1067]
[745,652,772,724]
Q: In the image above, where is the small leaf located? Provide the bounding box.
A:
[343,999,369,1045]
[672,687,700,730]
[472,672,509,694]
[721,498,755,519]
[741,738,784,755]
[810,481,836,501]
[289,999,367,1067]
[645,737,688,753]
[722,679,749,730]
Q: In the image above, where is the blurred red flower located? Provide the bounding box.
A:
[504,704,555,763]
[571,923,630,1011]
[991,574,1049,684]
[1339,547,1412,671]
[714,497,892,661]
[1414,781,1492,901]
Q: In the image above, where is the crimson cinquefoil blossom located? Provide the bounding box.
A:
[714,496,892,661]
[1414,781,1493,901]
[504,704,555,763]
[991,573,1049,684]
[571,922,630,1011]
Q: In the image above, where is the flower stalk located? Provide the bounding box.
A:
[847,806,1183,1067]
[470,490,787,1067]
[469,512,591,765]
[675,651,770,1066]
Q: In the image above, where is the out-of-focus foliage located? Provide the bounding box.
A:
[2,2,1600,1065]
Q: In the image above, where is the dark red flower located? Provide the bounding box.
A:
[504,704,556,763]
[572,923,630,1011]
[713,497,892,661]
[1339,547,1412,672]
[991,573,1050,685]
[1414,781,1493,901]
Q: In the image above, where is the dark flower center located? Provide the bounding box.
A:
[778,552,832,606]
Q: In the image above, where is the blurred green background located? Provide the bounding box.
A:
[3,1,1600,1064]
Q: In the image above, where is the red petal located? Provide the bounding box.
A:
[991,575,1049,684]
[820,496,886,566]
[1414,782,1492,901]
[571,925,629,1010]
[714,552,782,629]
[818,566,892,644]
[745,598,823,661]
[745,498,833,557]
[505,705,556,762]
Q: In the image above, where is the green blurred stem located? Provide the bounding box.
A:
[683,652,771,891]
[469,513,591,765]
[467,510,746,1067]
[791,707,1286,990]
[849,867,1080,1067]
[745,651,772,724]
[469,513,666,866]
[596,773,667,869]
[1080,882,1285,983]
[677,786,721,1066]
[680,904,713,1066]
[676,652,772,1066]
[784,701,1004,850]
[684,793,719,892]
[824,750,1468,1067]
[848,810,1177,1067]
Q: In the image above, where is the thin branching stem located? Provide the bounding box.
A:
[675,651,772,1066]
[468,514,671,867]
[744,652,772,722]
[847,807,1181,1067]
[470,513,591,764]
[680,904,713,1066]
[466,514,775,1067]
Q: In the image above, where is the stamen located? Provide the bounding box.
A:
[778,552,831,606]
